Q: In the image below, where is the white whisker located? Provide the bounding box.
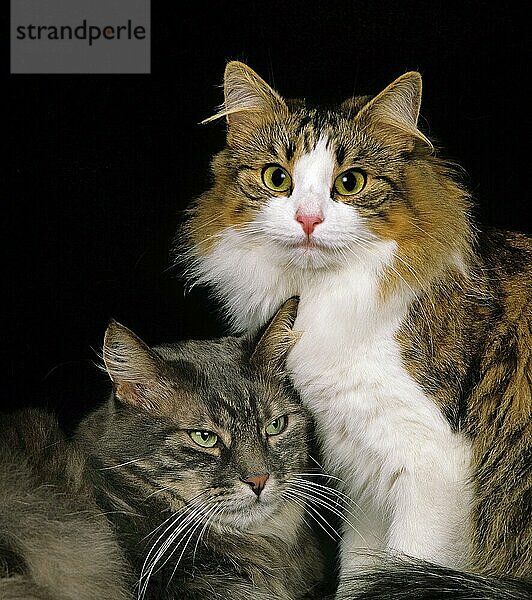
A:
[291,479,373,533]
[138,496,211,598]
[168,502,221,586]
[288,487,368,545]
[281,490,340,542]
[99,457,146,470]
[292,477,357,506]
[191,504,223,567]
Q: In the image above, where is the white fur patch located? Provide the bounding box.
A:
[291,136,335,216]
[288,271,473,575]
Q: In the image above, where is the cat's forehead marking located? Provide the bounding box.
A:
[335,142,347,167]
[292,135,336,199]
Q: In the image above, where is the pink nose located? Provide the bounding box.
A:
[295,211,323,236]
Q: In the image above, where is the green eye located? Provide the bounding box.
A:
[265,415,288,436]
[261,165,292,192]
[189,430,218,448]
[333,169,366,196]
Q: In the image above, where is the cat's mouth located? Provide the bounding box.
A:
[297,238,320,249]
[215,494,279,530]
[288,236,331,251]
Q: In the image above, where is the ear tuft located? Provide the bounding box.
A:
[202,61,286,127]
[103,321,162,409]
[358,71,432,149]
[250,297,300,377]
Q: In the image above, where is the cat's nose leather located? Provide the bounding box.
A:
[295,211,323,236]
[240,474,269,496]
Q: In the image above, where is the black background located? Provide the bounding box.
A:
[6,1,530,427]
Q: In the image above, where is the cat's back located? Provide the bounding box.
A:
[477,228,532,300]
[0,409,87,538]
[0,409,85,489]
[473,227,531,351]
[0,409,132,600]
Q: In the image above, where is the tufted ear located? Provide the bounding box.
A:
[250,297,300,378]
[103,321,165,411]
[203,61,287,130]
[356,71,432,150]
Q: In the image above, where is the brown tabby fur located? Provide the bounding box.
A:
[0,410,132,600]
[398,229,531,578]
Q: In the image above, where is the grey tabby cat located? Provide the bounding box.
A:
[0,298,329,600]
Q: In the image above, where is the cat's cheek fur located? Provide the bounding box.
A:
[192,227,299,332]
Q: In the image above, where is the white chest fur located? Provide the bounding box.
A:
[287,268,473,569]
[289,268,448,484]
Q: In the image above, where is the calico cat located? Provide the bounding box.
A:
[0,298,329,600]
[178,61,532,594]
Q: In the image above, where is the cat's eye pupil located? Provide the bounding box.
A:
[342,172,356,192]
[271,169,286,188]
[265,415,287,436]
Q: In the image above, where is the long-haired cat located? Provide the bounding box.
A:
[178,61,531,595]
[0,299,329,600]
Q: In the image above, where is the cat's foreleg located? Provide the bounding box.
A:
[387,464,469,568]
[335,499,388,594]
[336,437,472,597]
[385,443,472,569]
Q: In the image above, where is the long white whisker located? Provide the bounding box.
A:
[99,457,147,470]
[185,214,223,234]
[288,487,365,540]
[138,498,209,598]
[168,502,221,586]
[291,479,370,530]
[145,485,174,499]
[141,491,208,543]
[141,511,180,544]
[291,477,357,506]
[295,471,345,483]
[282,490,340,541]
[191,504,223,567]
[408,220,447,248]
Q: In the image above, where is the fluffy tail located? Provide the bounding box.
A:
[336,558,532,599]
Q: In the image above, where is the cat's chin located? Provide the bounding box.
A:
[217,499,304,544]
[274,239,344,270]
[214,497,283,532]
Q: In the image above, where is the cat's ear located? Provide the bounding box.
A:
[203,61,287,131]
[250,297,300,378]
[103,321,165,411]
[357,72,432,150]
